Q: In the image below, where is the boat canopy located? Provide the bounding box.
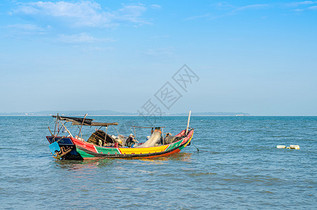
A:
[52,115,118,127]
[87,130,116,146]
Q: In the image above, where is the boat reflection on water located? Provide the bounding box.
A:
[135,152,192,163]
[54,158,114,171]
[54,152,192,170]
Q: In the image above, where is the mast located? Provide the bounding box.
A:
[186,110,191,135]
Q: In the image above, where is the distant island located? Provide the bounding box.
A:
[0,110,250,116]
[171,112,250,116]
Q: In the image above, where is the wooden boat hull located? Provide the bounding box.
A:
[47,129,194,160]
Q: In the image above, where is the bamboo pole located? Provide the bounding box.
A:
[48,126,53,136]
[53,113,59,135]
[78,114,88,138]
[186,110,191,135]
[61,122,73,138]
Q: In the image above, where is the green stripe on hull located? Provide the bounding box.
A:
[76,147,96,158]
[178,144,187,151]
[95,146,120,155]
[175,136,193,151]
[167,140,182,151]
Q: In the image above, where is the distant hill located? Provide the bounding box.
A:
[0,110,250,116]
[172,112,250,116]
[0,110,133,116]
[36,110,132,116]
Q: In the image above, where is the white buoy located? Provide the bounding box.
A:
[290,145,300,150]
[277,145,286,149]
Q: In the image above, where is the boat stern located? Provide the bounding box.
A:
[46,136,81,160]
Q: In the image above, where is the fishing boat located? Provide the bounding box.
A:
[46,112,194,160]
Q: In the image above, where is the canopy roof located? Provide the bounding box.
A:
[52,115,118,127]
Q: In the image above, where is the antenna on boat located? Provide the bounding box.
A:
[186,110,191,135]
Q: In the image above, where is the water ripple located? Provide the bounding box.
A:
[0,116,316,209]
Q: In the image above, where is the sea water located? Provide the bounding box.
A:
[0,116,316,209]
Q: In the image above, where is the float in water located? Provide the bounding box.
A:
[276,145,300,150]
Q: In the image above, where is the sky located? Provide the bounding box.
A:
[0,0,316,116]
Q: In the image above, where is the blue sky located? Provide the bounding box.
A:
[0,0,316,115]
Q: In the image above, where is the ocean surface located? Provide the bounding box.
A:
[0,116,316,209]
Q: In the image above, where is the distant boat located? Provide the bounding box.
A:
[46,113,194,160]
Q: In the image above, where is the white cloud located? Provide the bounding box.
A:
[185,13,210,21]
[114,4,148,24]
[144,48,174,57]
[150,4,161,9]
[13,1,111,27]
[186,3,269,21]
[215,2,235,9]
[294,8,305,11]
[186,1,317,21]
[6,23,50,35]
[235,4,269,11]
[288,1,317,7]
[13,1,149,27]
[58,33,114,43]
[8,23,45,31]
[286,1,317,11]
